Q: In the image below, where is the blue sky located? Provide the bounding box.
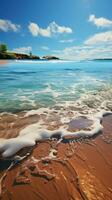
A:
[0,0,112,59]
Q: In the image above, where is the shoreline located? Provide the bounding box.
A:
[0,114,112,199]
[0,110,111,158]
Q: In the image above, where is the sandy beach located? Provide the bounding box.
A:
[0,60,8,66]
[0,114,112,200]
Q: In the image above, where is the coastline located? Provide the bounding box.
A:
[0,114,112,200]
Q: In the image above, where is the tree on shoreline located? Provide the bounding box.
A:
[0,44,8,53]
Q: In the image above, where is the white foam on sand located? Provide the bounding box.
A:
[24,107,51,117]
[0,110,111,158]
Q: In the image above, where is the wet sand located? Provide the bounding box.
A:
[0,60,8,66]
[0,115,112,200]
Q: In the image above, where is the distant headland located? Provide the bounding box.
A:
[0,43,60,61]
[92,58,112,61]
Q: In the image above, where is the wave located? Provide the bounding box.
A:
[15,60,76,64]
[0,85,112,158]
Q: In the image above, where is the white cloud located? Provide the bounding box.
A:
[12,46,32,54]
[41,46,49,50]
[28,23,51,37]
[0,19,20,32]
[89,14,112,28]
[53,44,112,60]
[85,31,112,45]
[52,31,112,60]
[28,21,72,37]
[59,39,75,43]
[28,23,40,36]
[49,21,72,34]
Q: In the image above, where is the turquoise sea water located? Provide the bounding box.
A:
[0,60,112,113]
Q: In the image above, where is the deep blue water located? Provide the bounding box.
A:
[0,60,112,112]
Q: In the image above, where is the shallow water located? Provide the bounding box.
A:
[0,60,112,113]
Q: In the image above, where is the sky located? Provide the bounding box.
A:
[0,0,112,60]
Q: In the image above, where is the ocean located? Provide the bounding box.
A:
[0,60,112,158]
[0,60,112,112]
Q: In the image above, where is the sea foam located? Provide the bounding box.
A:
[0,110,111,158]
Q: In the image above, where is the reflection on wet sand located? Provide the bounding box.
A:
[0,115,112,200]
